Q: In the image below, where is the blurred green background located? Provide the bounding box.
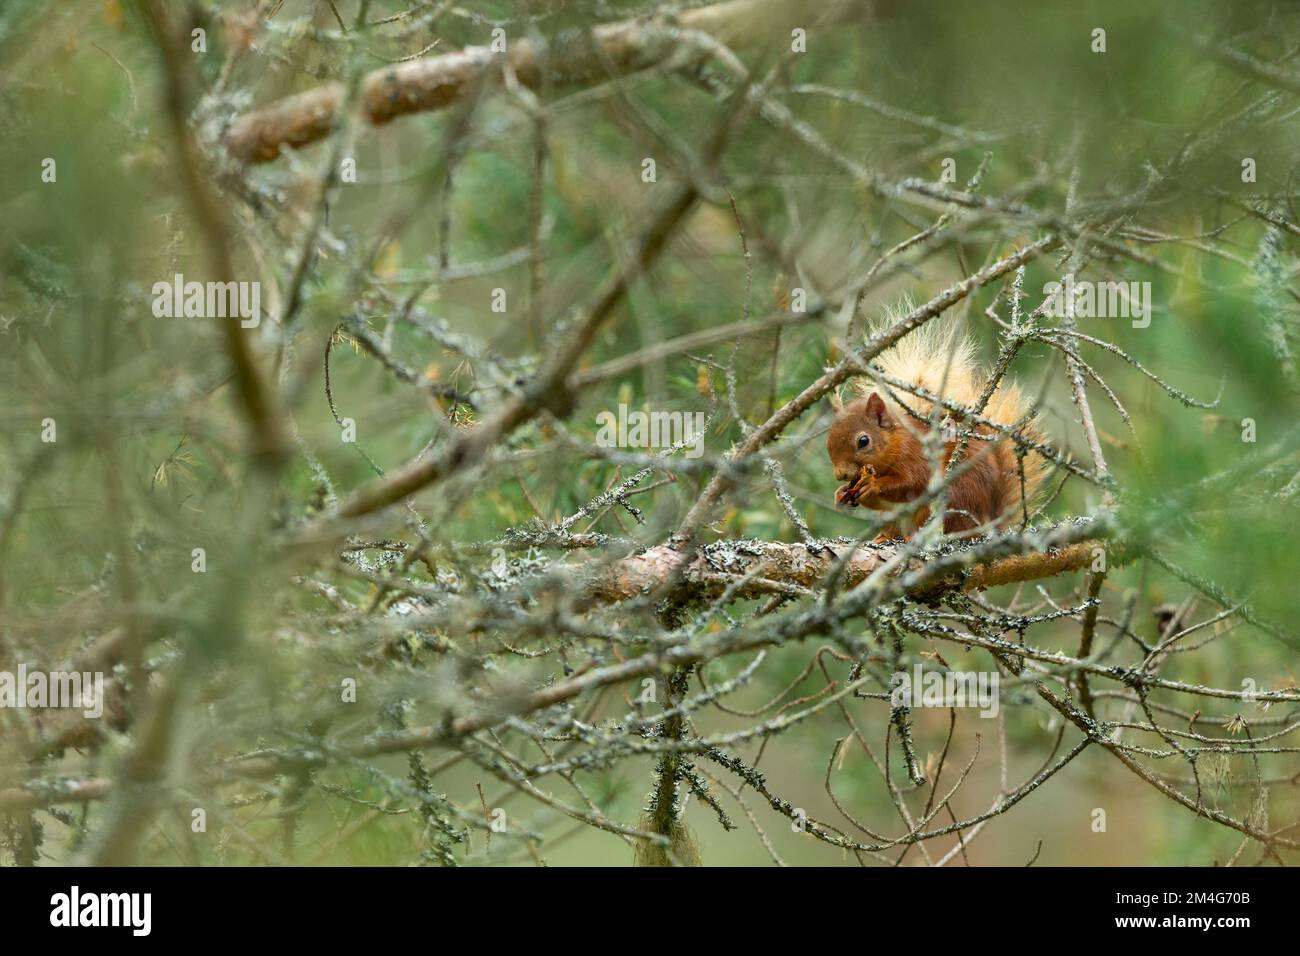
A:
[1,0,1298,865]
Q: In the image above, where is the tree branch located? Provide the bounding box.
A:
[589,532,1106,603]
[224,0,857,163]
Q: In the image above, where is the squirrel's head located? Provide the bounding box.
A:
[826,392,898,481]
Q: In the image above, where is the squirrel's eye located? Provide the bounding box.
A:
[856,434,871,450]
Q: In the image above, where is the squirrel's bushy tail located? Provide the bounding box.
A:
[856,309,1049,525]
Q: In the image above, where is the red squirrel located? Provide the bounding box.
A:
[826,324,1046,538]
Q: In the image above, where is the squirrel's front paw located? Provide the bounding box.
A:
[836,466,878,507]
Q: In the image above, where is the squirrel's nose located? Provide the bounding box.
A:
[833,466,855,482]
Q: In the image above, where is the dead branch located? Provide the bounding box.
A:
[588,535,1105,603]
[224,0,854,163]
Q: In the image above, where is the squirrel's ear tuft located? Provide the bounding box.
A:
[829,386,844,413]
[866,392,894,428]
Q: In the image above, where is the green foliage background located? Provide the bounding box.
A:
[1,0,1298,865]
